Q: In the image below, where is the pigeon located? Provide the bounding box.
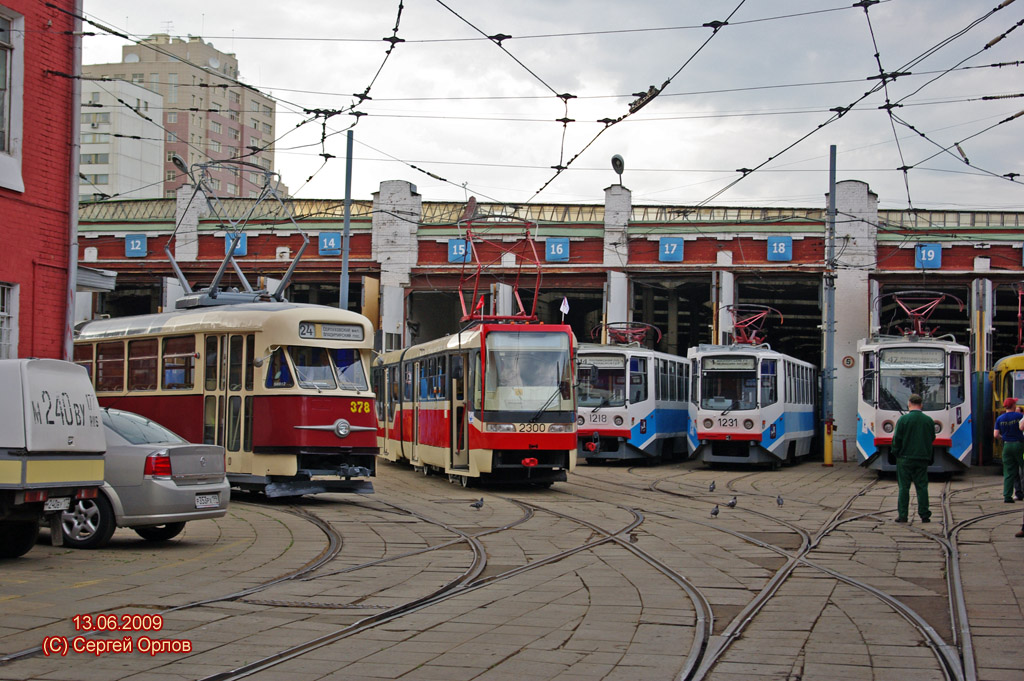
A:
[727,496,737,508]
[708,480,716,493]
[777,495,784,507]
[710,505,719,518]
[470,498,484,510]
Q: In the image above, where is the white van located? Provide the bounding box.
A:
[0,359,105,558]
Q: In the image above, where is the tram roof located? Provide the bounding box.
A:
[75,302,373,342]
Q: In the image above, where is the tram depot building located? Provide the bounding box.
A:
[76,178,1024,463]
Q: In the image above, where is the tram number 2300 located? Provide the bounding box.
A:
[518,423,548,433]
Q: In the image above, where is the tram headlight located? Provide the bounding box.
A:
[743,419,754,430]
[614,416,624,426]
[703,418,714,429]
[485,423,516,433]
[548,424,573,433]
[934,422,942,434]
[882,420,895,434]
[577,416,585,426]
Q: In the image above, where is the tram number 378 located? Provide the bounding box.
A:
[350,401,371,414]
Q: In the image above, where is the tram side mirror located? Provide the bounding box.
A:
[252,345,280,368]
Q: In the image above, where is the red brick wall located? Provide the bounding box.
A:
[0,1,75,358]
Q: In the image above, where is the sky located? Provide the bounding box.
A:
[80,0,1024,211]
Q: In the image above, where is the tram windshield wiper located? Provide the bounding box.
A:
[591,396,610,414]
[530,387,563,423]
[720,400,736,416]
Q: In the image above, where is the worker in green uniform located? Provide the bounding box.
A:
[890,393,934,523]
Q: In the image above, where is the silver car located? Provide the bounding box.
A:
[61,409,230,549]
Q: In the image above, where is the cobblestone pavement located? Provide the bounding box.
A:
[1,460,1021,681]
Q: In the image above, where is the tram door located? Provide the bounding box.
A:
[450,353,470,469]
[204,334,254,475]
[410,361,421,466]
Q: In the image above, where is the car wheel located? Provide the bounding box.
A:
[133,523,185,542]
[0,521,40,558]
[62,494,116,549]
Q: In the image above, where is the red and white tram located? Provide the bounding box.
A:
[373,323,577,486]
[74,303,377,496]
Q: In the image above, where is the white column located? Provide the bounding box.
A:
[827,180,878,455]
[372,181,422,350]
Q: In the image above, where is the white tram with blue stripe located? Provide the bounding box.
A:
[576,341,691,464]
[856,335,972,473]
[687,344,817,467]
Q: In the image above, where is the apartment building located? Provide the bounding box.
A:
[80,79,163,201]
[83,34,277,199]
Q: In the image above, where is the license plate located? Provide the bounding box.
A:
[43,497,70,512]
[194,493,219,509]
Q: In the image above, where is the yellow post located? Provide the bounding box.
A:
[823,419,834,466]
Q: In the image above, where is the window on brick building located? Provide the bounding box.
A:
[261,122,271,134]
[0,6,25,191]
[167,112,177,123]
[210,120,222,133]
[0,282,16,359]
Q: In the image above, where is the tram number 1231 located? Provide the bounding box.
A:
[718,417,738,428]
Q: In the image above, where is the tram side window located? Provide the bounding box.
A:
[162,336,195,390]
[244,335,255,391]
[128,339,158,391]
[690,362,698,405]
[97,341,124,392]
[761,359,777,406]
[74,344,94,380]
[205,336,219,390]
[265,348,294,388]
[437,356,448,399]
[226,395,241,452]
[667,361,677,401]
[228,336,244,391]
[630,357,648,403]
[678,362,688,402]
[404,364,414,401]
[949,352,965,407]
[332,349,368,391]
[861,353,875,404]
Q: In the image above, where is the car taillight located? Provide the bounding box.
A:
[144,451,172,478]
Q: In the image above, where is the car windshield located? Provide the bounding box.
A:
[878,347,945,411]
[700,355,757,411]
[578,355,626,407]
[483,331,573,414]
[103,410,187,445]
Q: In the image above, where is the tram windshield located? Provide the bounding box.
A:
[281,346,368,391]
[700,355,757,411]
[877,347,944,411]
[577,355,627,407]
[484,331,572,414]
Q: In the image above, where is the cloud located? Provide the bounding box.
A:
[82,0,1024,209]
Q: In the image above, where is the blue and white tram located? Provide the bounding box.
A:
[687,344,816,467]
[576,344,690,463]
[856,335,971,473]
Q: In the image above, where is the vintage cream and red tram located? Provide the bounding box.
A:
[73,303,377,496]
[373,323,577,486]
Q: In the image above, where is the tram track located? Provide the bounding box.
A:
[571,467,987,681]
[192,496,652,681]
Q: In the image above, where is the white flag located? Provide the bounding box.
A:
[559,297,570,315]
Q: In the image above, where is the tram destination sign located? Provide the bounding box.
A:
[298,322,364,341]
[704,356,756,370]
[580,356,625,369]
